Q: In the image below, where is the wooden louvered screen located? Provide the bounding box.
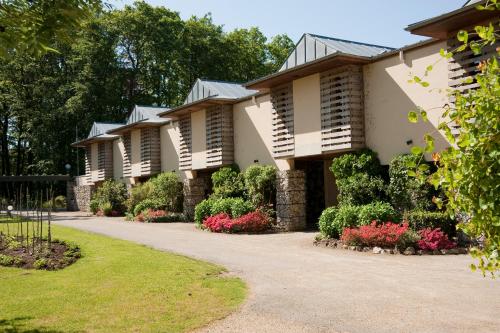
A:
[140,127,161,176]
[271,83,294,158]
[97,141,113,181]
[320,65,365,152]
[122,134,132,177]
[84,147,92,183]
[179,115,192,170]
[206,105,234,167]
[447,32,499,94]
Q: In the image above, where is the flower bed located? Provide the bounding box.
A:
[135,209,185,223]
[315,224,466,256]
[202,210,272,233]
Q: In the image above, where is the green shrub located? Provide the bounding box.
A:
[89,199,99,214]
[133,198,164,216]
[404,210,456,236]
[318,207,339,238]
[0,254,14,266]
[127,182,154,213]
[318,205,359,238]
[397,229,421,250]
[330,149,383,179]
[54,195,67,209]
[387,154,434,212]
[33,258,48,269]
[148,212,186,223]
[336,173,386,205]
[243,164,277,207]
[194,199,214,225]
[211,165,245,199]
[357,202,399,225]
[150,172,183,212]
[101,202,113,216]
[92,180,128,213]
[210,197,254,218]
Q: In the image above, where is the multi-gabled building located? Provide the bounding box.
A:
[71,0,499,229]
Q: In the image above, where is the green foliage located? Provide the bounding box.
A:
[330,149,383,179]
[388,154,434,212]
[89,199,99,215]
[101,201,113,217]
[149,172,183,212]
[407,9,499,275]
[243,164,277,207]
[318,205,359,238]
[211,165,245,199]
[318,207,339,238]
[397,230,421,250]
[336,173,386,206]
[133,198,163,217]
[54,195,67,209]
[330,149,386,206]
[194,198,214,225]
[91,179,127,213]
[357,202,399,226]
[404,210,456,237]
[127,182,154,213]
[33,258,48,269]
[210,198,254,218]
[0,254,14,266]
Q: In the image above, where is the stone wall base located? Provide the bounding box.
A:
[69,184,95,212]
[183,178,209,220]
[276,170,306,231]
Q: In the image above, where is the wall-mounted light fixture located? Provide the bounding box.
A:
[253,159,259,164]
[406,139,413,146]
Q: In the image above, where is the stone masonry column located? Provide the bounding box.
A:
[276,170,306,231]
[183,178,208,220]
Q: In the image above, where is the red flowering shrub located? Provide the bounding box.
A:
[203,213,233,233]
[417,228,456,250]
[202,210,272,233]
[231,211,271,233]
[341,221,410,248]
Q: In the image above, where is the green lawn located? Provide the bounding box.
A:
[0,222,246,333]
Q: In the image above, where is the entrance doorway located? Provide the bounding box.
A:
[295,158,338,230]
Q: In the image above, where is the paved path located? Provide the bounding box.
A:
[53,212,500,333]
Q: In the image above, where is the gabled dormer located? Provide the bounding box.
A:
[71,122,123,184]
[108,105,170,180]
[159,79,256,171]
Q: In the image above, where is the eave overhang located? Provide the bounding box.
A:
[159,97,243,118]
[71,134,119,148]
[406,0,497,38]
[106,119,171,135]
[245,53,371,91]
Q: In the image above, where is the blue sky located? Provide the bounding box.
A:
[110,0,465,48]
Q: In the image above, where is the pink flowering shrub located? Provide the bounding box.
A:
[341,221,410,247]
[417,228,456,250]
[203,210,272,233]
[203,213,233,232]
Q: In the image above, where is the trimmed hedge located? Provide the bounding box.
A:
[194,197,254,225]
[357,202,399,225]
[404,210,456,236]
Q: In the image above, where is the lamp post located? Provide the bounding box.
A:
[65,164,71,175]
[7,204,13,218]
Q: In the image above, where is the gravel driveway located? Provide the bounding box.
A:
[53,212,500,333]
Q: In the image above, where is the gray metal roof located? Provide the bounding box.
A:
[126,105,170,125]
[184,79,257,104]
[463,0,482,7]
[88,122,123,139]
[279,33,394,72]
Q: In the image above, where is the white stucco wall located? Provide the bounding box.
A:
[363,40,450,164]
[160,122,184,180]
[233,94,293,171]
[130,129,141,177]
[293,73,322,157]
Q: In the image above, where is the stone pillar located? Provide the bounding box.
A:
[71,184,95,212]
[276,170,306,231]
[183,178,208,220]
[66,180,76,211]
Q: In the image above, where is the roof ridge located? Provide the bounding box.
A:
[198,78,246,85]
[135,104,169,109]
[306,33,395,50]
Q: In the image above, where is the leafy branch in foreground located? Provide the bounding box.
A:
[407,2,499,277]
